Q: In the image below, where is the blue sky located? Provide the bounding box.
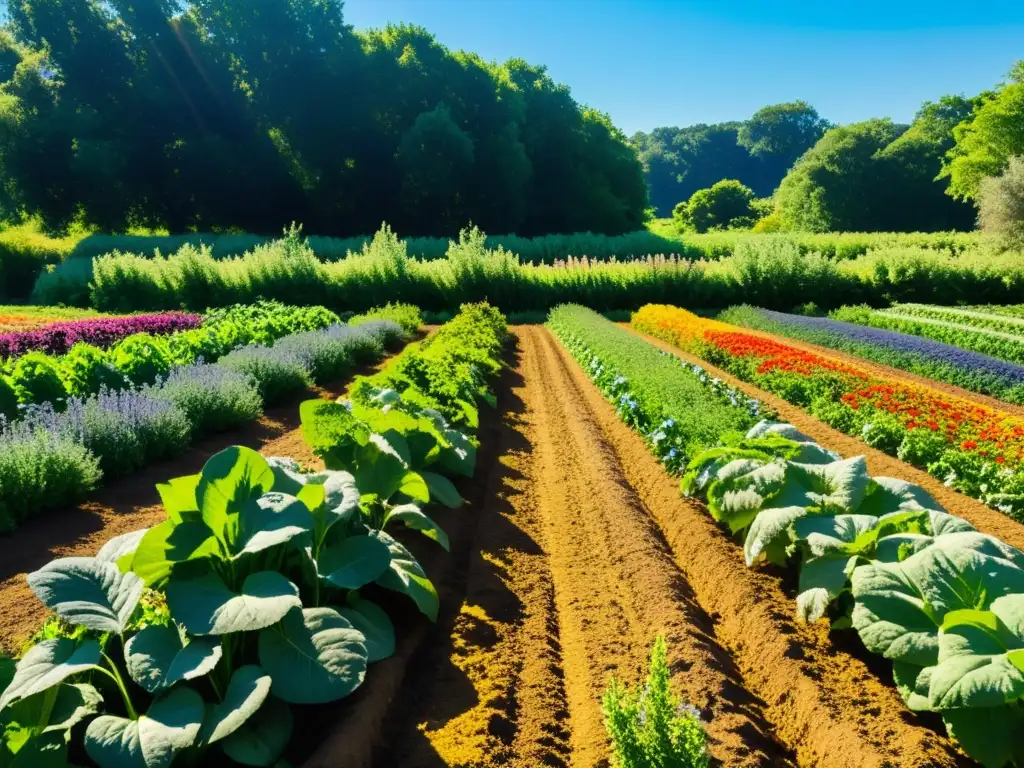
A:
[343,0,1024,135]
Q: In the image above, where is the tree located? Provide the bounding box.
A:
[773,119,906,231]
[941,62,1024,200]
[978,155,1024,247]
[674,179,756,233]
[737,101,830,167]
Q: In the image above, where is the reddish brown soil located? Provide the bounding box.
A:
[0,357,402,653]
[628,325,1024,553]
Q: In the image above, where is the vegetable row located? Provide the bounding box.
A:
[632,304,1024,522]
[0,302,508,768]
[721,305,1024,406]
[0,305,415,532]
[548,305,1024,768]
[833,304,1024,366]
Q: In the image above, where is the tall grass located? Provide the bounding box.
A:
[27,225,1024,314]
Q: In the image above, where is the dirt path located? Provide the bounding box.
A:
[0,363,393,653]
[627,326,1024,553]
[315,326,974,768]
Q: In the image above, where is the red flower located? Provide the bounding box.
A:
[962,440,978,450]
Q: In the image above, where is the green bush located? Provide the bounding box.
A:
[0,375,17,422]
[897,428,948,466]
[861,415,906,453]
[58,343,130,398]
[349,302,423,335]
[7,351,67,406]
[107,334,174,386]
[602,636,709,768]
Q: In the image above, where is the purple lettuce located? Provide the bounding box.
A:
[0,312,202,359]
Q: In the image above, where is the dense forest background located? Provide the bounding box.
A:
[0,0,648,237]
[0,0,1020,240]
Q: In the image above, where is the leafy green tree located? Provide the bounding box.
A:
[978,155,1024,247]
[774,119,905,231]
[941,62,1024,200]
[737,100,830,167]
[674,179,757,233]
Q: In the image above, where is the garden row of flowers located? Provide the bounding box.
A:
[720,306,1024,405]
[0,306,111,334]
[0,303,508,768]
[548,305,1024,768]
[831,303,1024,366]
[632,304,1024,521]
[0,301,422,532]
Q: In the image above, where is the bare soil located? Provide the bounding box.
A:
[628,325,1024,553]
[305,327,976,768]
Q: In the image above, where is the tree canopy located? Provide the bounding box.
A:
[0,0,647,237]
[633,101,829,216]
[673,179,757,233]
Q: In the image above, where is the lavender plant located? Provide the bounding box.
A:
[217,345,310,405]
[152,362,262,434]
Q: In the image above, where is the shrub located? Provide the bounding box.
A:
[153,363,263,435]
[6,351,67,407]
[58,343,130,399]
[674,180,757,233]
[274,325,384,384]
[107,333,174,386]
[602,636,709,768]
[0,374,17,422]
[218,346,310,405]
[349,302,422,335]
[0,428,101,531]
[861,415,905,453]
[897,428,948,466]
[978,155,1024,248]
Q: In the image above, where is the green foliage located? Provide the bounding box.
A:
[107,334,174,387]
[6,350,66,406]
[979,155,1024,248]
[348,303,423,336]
[58,343,129,399]
[942,62,1024,200]
[674,179,758,233]
[737,101,831,165]
[602,636,709,768]
[0,5,646,238]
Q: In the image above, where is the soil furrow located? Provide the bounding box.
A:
[627,325,1024,552]
[557,326,974,768]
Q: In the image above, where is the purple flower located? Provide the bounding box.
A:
[0,313,203,360]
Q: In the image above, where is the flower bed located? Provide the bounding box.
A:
[0,312,202,359]
[632,304,1024,520]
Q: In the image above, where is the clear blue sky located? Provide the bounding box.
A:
[344,0,1024,135]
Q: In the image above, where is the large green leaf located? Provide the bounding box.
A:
[797,554,858,623]
[373,530,439,621]
[233,493,314,559]
[165,572,301,636]
[27,558,143,634]
[304,470,360,535]
[927,597,1024,710]
[743,505,805,566]
[891,661,933,712]
[386,504,450,551]
[317,535,392,590]
[220,696,292,767]
[874,511,976,563]
[97,530,149,565]
[337,598,396,663]
[84,686,204,768]
[130,521,218,589]
[353,437,407,501]
[857,476,943,517]
[707,459,787,533]
[792,456,871,511]
[0,729,69,768]
[439,428,476,478]
[263,457,307,495]
[257,608,367,704]
[197,447,275,551]
[0,639,101,710]
[942,705,1024,768]
[198,665,271,746]
[2,682,102,734]
[155,475,200,524]
[421,471,462,509]
[124,626,222,694]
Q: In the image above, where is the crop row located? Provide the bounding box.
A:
[721,306,1024,406]
[834,304,1024,366]
[0,306,110,333]
[632,305,1024,521]
[0,301,344,421]
[0,306,415,532]
[0,302,508,768]
[547,305,1024,768]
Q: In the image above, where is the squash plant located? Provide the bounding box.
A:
[0,443,446,767]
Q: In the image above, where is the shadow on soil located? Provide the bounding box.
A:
[367,342,570,767]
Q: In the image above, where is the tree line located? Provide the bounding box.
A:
[0,0,648,238]
[639,64,1024,238]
